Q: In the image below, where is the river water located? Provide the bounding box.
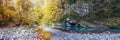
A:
[54,25,120,33]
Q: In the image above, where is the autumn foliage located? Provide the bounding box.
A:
[35,29,52,40]
[0,0,63,27]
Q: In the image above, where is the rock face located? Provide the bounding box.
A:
[64,18,79,27]
[64,0,90,16]
[70,2,89,16]
[61,0,90,27]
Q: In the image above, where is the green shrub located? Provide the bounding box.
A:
[105,18,120,28]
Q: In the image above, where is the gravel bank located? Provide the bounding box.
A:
[0,27,120,40]
[45,28,120,40]
[51,33,120,40]
[0,26,43,40]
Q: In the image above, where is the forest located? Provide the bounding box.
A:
[0,0,120,28]
[0,0,120,40]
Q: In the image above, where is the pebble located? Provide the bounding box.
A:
[0,27,40,40]
[49,28,120,40]
[1,27,120,40]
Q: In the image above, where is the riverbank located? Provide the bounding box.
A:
[0,26,120,40]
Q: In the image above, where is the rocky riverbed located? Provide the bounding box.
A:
[0,26,41,40]
[0,26,120,40]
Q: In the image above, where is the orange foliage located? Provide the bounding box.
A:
[35,29,52,40]
[0,0,16,27]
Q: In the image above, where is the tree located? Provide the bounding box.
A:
[40,0,63,26]
[0,0,17,26]
[16,0,34,26]
[0,0,4,23]
[32,0,44,25]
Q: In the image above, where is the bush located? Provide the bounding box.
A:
[0,0,40,27]
[105,18,120,28]
[0,0,63,27]
[0,0,17,26]
[40,0,63,26]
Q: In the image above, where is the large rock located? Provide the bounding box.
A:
[64,0,90,16]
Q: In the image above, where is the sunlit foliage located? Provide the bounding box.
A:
[40,0,63,26]
[15,0,34,26]
[0,0,17,26]
[0,0,64,27]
